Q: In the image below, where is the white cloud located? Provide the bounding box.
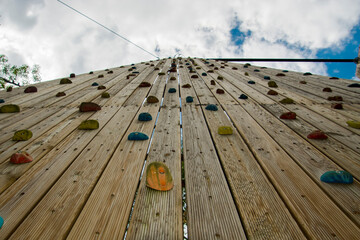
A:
[0,0,359,81]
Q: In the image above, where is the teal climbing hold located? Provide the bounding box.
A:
[282,70,289,72]
[264,76,271,80]
[254,69,260,72]
[248,80,255,84]
[138,112,152,121]
[92,82,99,86]
[128,132,149,141]
[0,99,4,103]
[205,104,218,111]
[239,94,248,99]
[320,171,353,184]
[348,83,360,88]
[202,72,207,76]
[186,96,193,103]
[168,88,176,93]
[0,216,3,229]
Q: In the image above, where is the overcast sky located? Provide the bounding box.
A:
[1,0,360,83]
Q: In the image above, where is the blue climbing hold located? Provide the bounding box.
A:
[138,112,152,121]
[0,99,4,103]
[0,216,3,229]
[92,82,99,86]
[202,72,207,76]
[128,132,149,141]
[168,88,176,93]
[264,76,271,80]
[248,80,255,84]
[348,83,360,88]
[186,96,193,103]
[239,94,248,99]
[205,104,218,111]
[320,171,353,184]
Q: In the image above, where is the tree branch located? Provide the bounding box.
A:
[0,77,21,87]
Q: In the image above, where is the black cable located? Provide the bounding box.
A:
[209,57,359,63]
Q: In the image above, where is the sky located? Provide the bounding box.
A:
[1,0,360,84]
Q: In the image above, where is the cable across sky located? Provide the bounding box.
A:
[57,0,159,59]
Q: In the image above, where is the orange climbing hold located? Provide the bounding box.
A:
[146,162,173,191]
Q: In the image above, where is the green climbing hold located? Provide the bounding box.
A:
[186,96,193,103]
[320,171,353,184]
[128,132,149,140]
[280,98,294,104]
[101,92,110,98]
[12,130,33,141]
[138,112,152,121]
[205,104,218,111]
[218,126,233,135]
[0,104,20,113]
[158,72,166,76]
[268,81,278,88]
[346,121,360,129]
[244,72,249,76]
[78,120,99,130]
[60,78,72,84]
[168,88,176,93]
[217,76,223,80]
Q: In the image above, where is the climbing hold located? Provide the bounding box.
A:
[264,76,271,80]
[186,96,193,103]
[170,76,177,80]
[56,92,66,97]
[346,120,360,129]
[322,87,332,92]
[244,63,251,67]
[268,81,278,88]
[299,81,307,84]
[207,70,214,73]
[217,76,223,80]
[191,75,199,78]
[329,77,339,80]
[232,67,238,70]
[189,70,196,73]
[107,70,113,74]
[147,96,159,103]
[128,132,149,141]
[0,99,4,103]
[169,67,177,72]
[243,65,248,68]
[280,112,296,120]
[303,72,312,76]
[12,129,33,141]
[139,82,151,87]
[320,171,353,184]
[60,78,72,84]
[280,98,294,104]
[101,92,110,98]
[307,130,328,140]
[244,72,249,76]
[276,73,286,77]
[168,88,176,93]
[182,84,191,88]
[210,80,216,85]
[146,162,174,191]
[282,70,289,72]
[254,69,260,72]
[216,89,225,94]
[0,216,3,229]
[331,103,343,109]
[92,82,99,86]
[10,151,33,164]
[348,83,360,88]
[79,102,101,112]
[0,104,20,113]
[24,86,37,93]
[98,85,106,90]
[327,96,343,101]
[248,80,255,84]
[78,120,99,130]
[267,90,278,95]
[89,71,94,74]
[138,112,152,121]
[6,86,13,92]
[154,67,160,70]
[158,72,166,76]
[214,67,219,70]
[205,104,218,111]
[220,66,225,69]
[70,73,76,78]
[202,72,207,76]
[218,126,233,135]
[98,74,104,78]
[239,94,248,99]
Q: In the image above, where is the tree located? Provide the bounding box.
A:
[0,54,41,90]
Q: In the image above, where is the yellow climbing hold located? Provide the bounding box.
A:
[218,126,233,135]
[78,120,99,130]
[346,121,360,129]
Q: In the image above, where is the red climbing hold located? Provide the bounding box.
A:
[10,151,33,164]
[331,103,343,109]
[307,130,328,140]
[24,86,37,93]
[79,102,101,112]
[328,96,343,101]
[216,89,225,94]
[322,87,332,92]
[280,112,297,120]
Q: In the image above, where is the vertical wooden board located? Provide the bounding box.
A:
[188,72,306,239]
[66,60,171,239]
[179,68,247,239]
[126,72,183,240]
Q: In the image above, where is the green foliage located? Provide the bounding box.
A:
[0,54,41,89]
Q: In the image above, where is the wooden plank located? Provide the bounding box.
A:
[0,64,160,239]
[188,67,306,239]
[126,71,183,239]
[66,59,171,239]
[178,68,247,239]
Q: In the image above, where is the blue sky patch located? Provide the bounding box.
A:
[230,20,252,46]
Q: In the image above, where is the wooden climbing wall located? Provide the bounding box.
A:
[0,58,359,239]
